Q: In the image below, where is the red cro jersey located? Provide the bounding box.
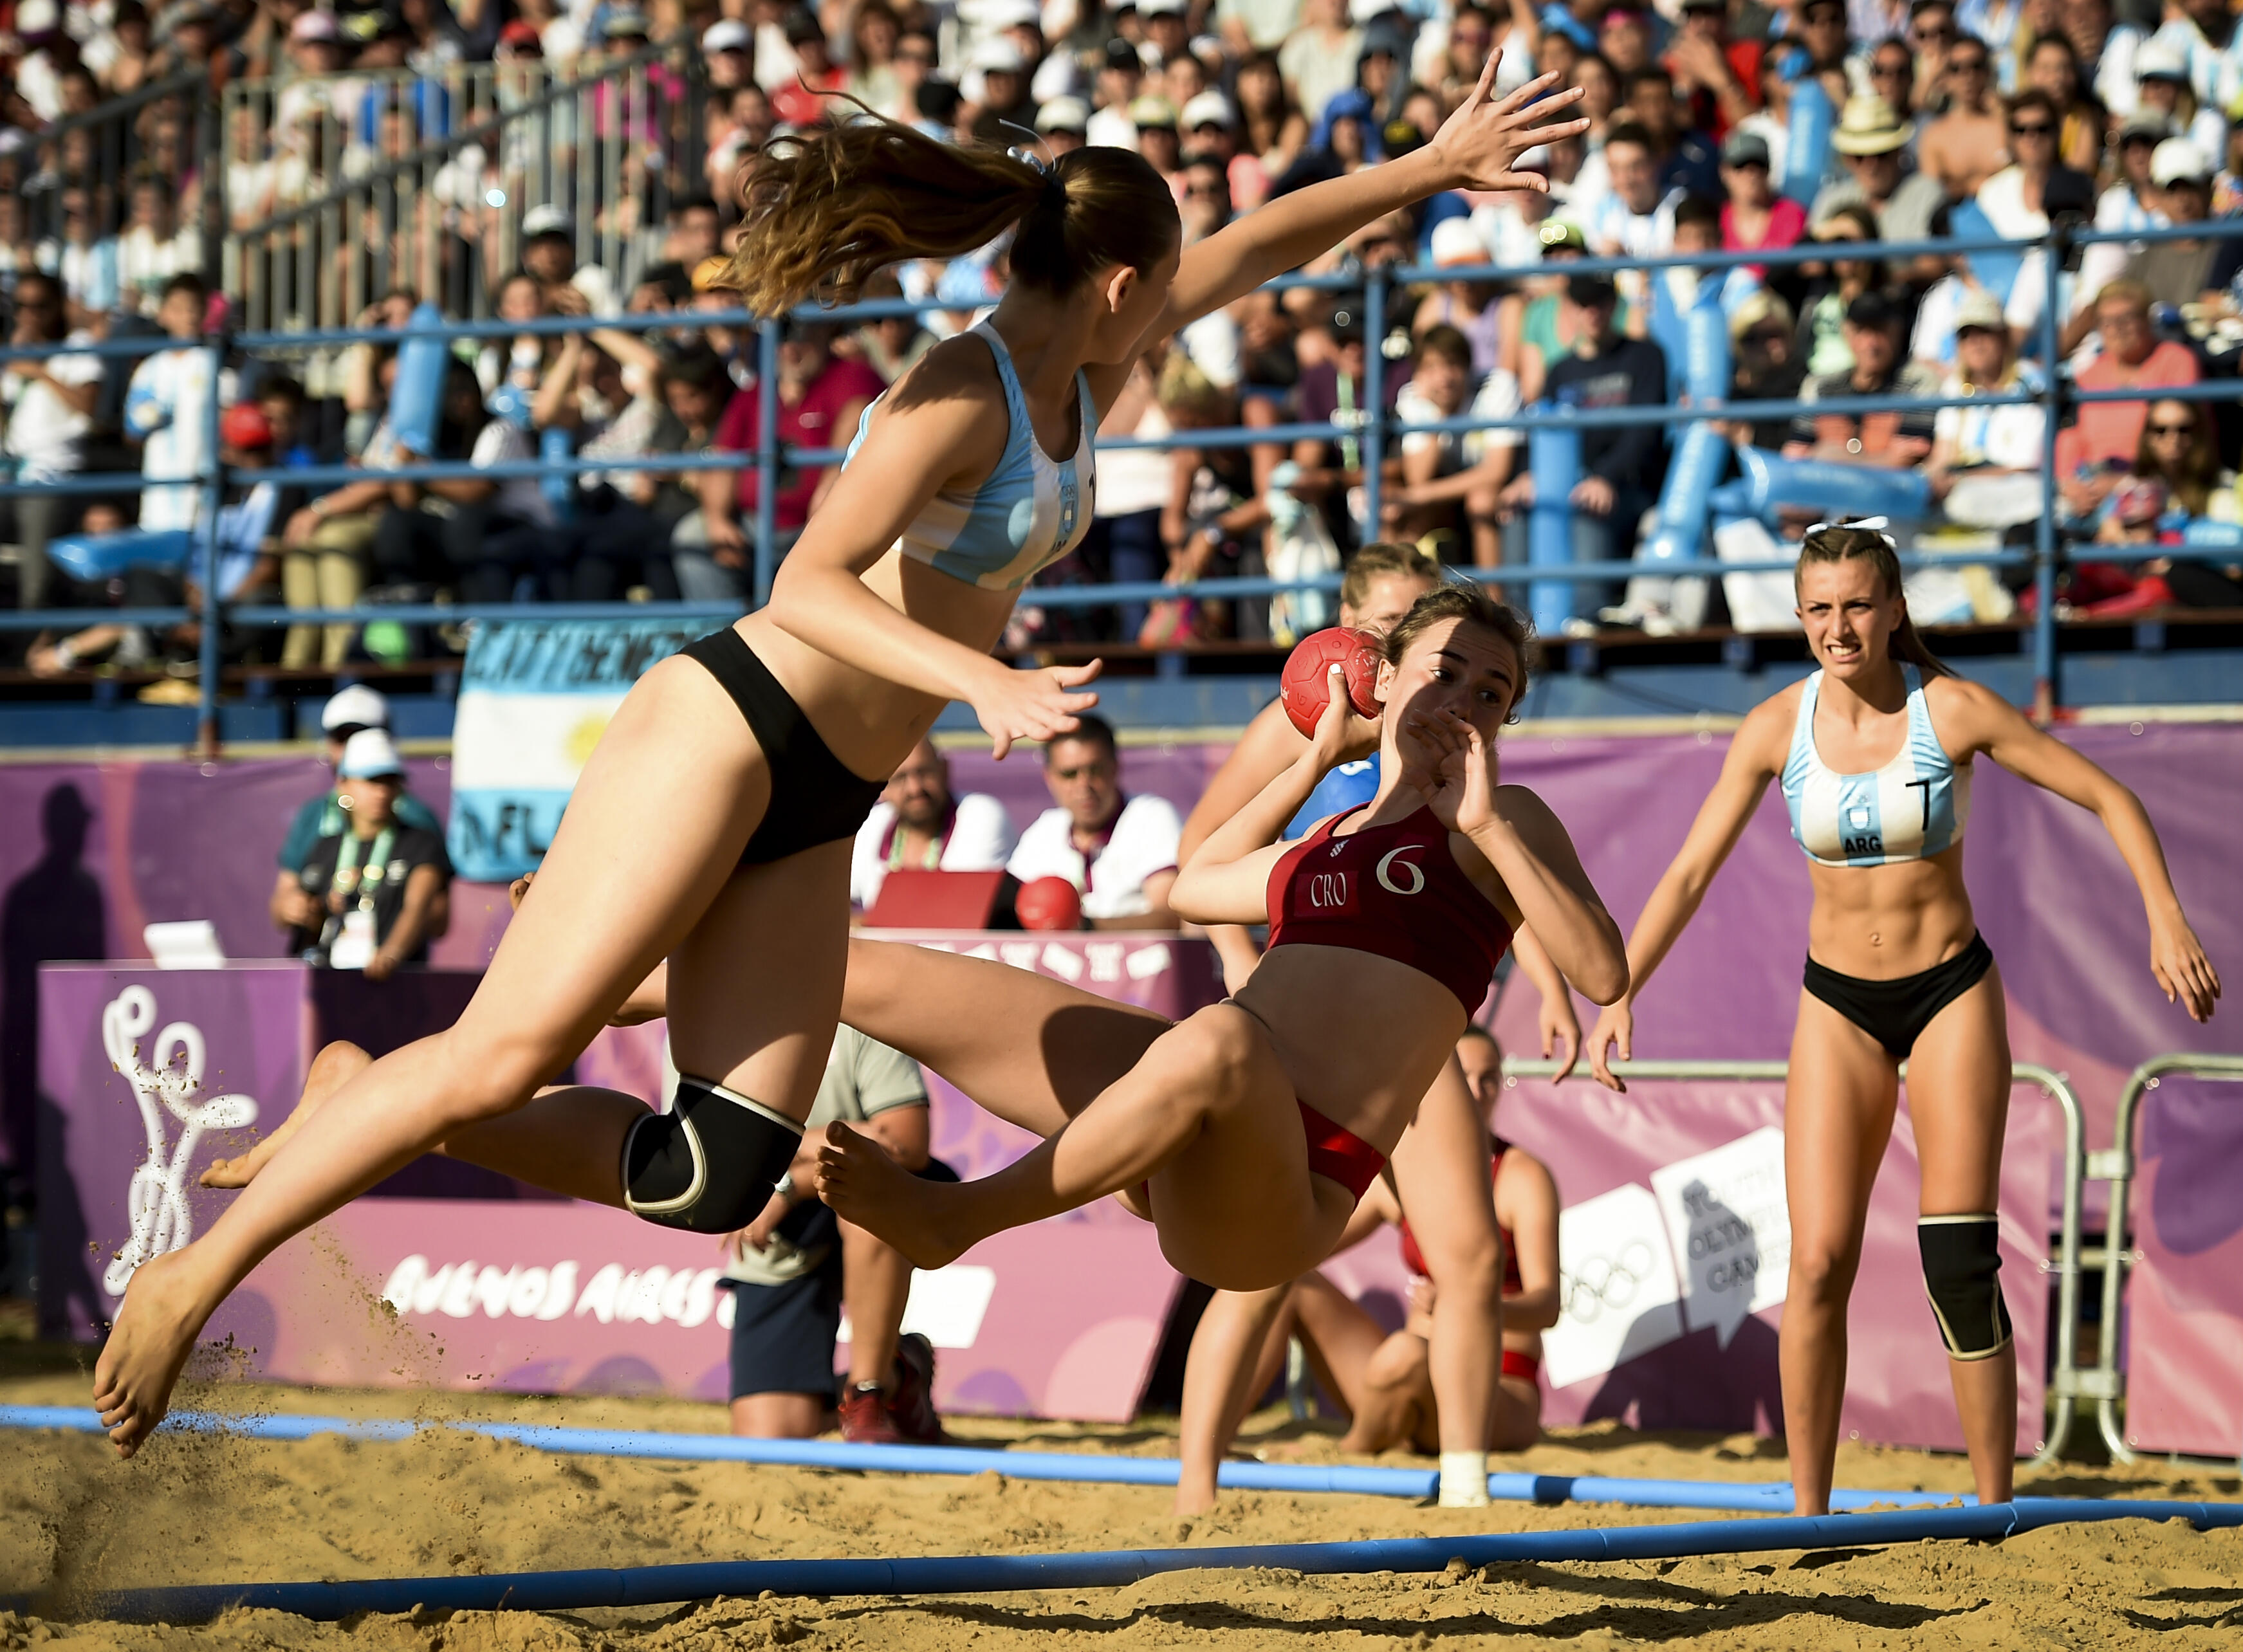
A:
[1264,805,1514,1016]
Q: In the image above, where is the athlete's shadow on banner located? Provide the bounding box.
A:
[1,784,106,1315]
[1583,1182,1787,1438]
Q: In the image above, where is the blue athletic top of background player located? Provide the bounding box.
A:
[1286,753,1382,839]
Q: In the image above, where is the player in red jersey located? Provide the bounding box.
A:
[815,584,1625,1298]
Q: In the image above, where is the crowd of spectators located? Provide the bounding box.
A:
[8,0,2243,664]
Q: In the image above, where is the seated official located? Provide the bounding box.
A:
[1005,715,1183,930]
[272,684,443,935]
[281,730,452,980]
[722,1025,955,1444]
[849,736,1019,911]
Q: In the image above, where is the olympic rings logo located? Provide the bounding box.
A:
[1560,1240,1659,1325]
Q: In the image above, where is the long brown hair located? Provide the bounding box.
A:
[719,109,1179,313]
[1795,521,1953,678]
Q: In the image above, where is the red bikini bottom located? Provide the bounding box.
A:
[1126,1097,1387,1214]
[1298,1099,1387,1200]
[1501,1348,1540,1383]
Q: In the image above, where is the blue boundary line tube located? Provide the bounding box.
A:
[39,1498,2243,1624]
[0,1404,1998,1513]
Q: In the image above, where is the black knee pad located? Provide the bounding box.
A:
[1918,1214,2012,1360]
[621,1077,803,1234]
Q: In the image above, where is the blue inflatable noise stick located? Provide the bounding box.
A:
[1528,413,1582,636]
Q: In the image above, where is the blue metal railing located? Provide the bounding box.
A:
[4,217,2242,748]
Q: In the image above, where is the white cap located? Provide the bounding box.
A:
[972,35,1027,71]
[701,17,750,50]
[1952,288,2008,333]
[1136,0,1186,15]
[1350,0,1399,19]
[2152,136,2213,185]
[320,683,391,733]
[981,0,1042,27]
[522,203,574,239]
[2136,40,2189,81]
[1181,90,1233,129]
[1036,94,1090,131]
[14,0,57,35]
[1430,216,1490,267]
[336,728,405,780]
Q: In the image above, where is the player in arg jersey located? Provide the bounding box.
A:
[815,585,1626,1327]
[93,59,1593,1457]
[1587,520,2220,1516]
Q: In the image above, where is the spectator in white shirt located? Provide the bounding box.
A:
[850,737,1019,911]
[1,272,102,610]
[1006,716,1183,929]
[124,273,225,535]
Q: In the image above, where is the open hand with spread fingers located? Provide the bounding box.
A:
[1426,58,1592,195]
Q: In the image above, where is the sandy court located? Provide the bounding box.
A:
[5,1357,2241,1650]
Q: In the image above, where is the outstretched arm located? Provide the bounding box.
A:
[1172,666,1354,925]
[1942,679,2220,1020]
[1584,699,1787,1087]
[1091,59,1587,408]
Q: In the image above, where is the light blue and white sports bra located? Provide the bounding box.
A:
[842,320,1098,592]
[1781,665,1971,868]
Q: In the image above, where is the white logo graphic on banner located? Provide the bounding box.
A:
[1650,1125,1791,1347]
[840,1265,997,1350]
[101,986,259,1297]
[1540,1182,1685,1390]
[378,1253,999,1350]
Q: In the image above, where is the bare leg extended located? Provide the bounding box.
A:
[200,1041,371,1189]
[822,1004,1348,1290]
[1906,966,2017,1508]
[1780,992,1899,1516]
[93,656,798,1456]
[1385,1057,1503,1461]
[841,939,1171,1135]
[1176,1284,1293,1514]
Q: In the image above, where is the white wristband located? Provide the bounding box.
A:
[1437,1450,1490,1509]
[772,1171,795,1200]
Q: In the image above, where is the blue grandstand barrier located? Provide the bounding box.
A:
[6,218,2242,745]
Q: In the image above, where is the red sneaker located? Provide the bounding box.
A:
[887,1332,946,1445]
[838,1381,904,1444]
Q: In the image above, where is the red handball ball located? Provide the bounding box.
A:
[1279,627,1383,738]
[1015,876,1084,932]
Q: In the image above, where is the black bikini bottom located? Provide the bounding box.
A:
[1802,932,1996,1059]
[678,627,889,867]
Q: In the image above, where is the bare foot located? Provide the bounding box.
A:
[816,1122,974,1269]
[201,1041,370,1188]
[91,1247,210,1458]
[1173,1482,1219,1518]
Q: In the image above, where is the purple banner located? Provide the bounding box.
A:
[35,962,1186,1422]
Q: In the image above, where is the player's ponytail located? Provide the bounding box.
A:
[717,107,1180,314]
[1796,521,1954,679]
